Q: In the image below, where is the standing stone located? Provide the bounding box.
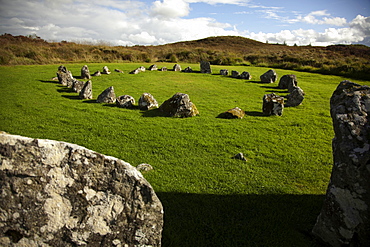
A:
[231,71,240,78]
[138,66,146,72]
[102,66,111,74]
[92,71,101,76]
[114,69,124,73]
[278,74,297,90]
[56,65,74,87]
[138,93,158,110]
[217,107,245,119]
[97,86,116,103]
[81,65,91,79]
[183,67,193,73]
[149,64,158,71]
[159,93,199,118]
[312,81,370,247]
[200,61,211,74]
[79,80,92,99]
[173,64,182,72]
[129,69,140,74]
[240,71,252,80]
[159,67,167,71]
[116,95,135,108]
[286,86,305,107]
[0,133,163,247]
[220,69,228,76]
[260,69,277,83]
[233,152,247,161]
[72,79,86,93]
[262,93,284,116]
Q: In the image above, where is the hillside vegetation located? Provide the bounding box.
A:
[1,33,370,80]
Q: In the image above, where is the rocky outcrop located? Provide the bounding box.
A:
[79,80,92,99]
[159,93,199,118]
[262,93,284,116]
[200,61,211,74]
[260,69,277,83]
[285,86,305,107]
[116,95,135,108]
[97,86,116,103]
[138,93,158,110]
[0,133,164,247]
[312,81,370,247]
[217,107,245,119]
[81,65,91,80]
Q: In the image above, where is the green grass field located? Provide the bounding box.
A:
[0,63,368,246]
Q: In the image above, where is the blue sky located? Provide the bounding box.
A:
[0,0,369,46]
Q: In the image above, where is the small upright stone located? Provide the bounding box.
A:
[102,66,111,74]
[91,71,101,76]
[239,71,252,80]
[136,163,154,172]
[72,79,86,93]
[97,86,116,103]
[159,67,167,71]
[81,65,91,79]
[173,64,182,72]
[220,69,228,76]
[286,86,305,107]
[260,69,277,83]
[116,95,135,108]
[159,93,199,118]
[231,71,240,78]
[278,74,297,91]
[262,93,284,116]
[183,67,193,73]
[138,93,158,110]
[148,64,158,71]
[200,61,211,74]
[79,80,93,99]
[218,107,245,119]
[129,69,140,74]
[233,152,247,161]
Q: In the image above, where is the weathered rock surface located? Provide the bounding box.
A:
[114,69,124,73]
[285,86,305,107]
[173,64,181,72]
[231,71,240,78]
[97,86,116,103]
[260,69,277,83]
[200,61,211,74]
[138,93,158,110]
[217,107,245,119]
[0,133,164,247]
[116,95,135,108]
[183,67,193,73]
[72,79,86,93]
[138,66,146,72]
[233,152,247,161]
[79,80,92,99]
[239,71,252,80]
[136,164,154,172]
[56,65,74,87]
[149,64,158,71]
[102,66,111,74]
[129,69,140,74]
[159,93,199,118]
[220,69,228,76]
[262,93,284,116]
[312,80,370,247]
[278,74,297,91]
[159,67,167,71]
[91,70,101,77]
[81,65,91,79]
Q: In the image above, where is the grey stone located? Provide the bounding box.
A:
[129,69,140,74]
[312,80,370,247]
[200,61,211,74]
[183,67,193,73]
[173,64,181,72]
[217,107,245,119]
[262,93,284,116]
[138,93,158,110]
[116,95,135,108]
[81,65,91,79]
[97,86,116,103]
[149,64,158,71]
[102,66,111,74]
[231,70,240,78]
[0,133,164,247]
[278,74,297,91]
[91,71,101,76]
[286,86,305,107]
[114,69,124,73]
[260,69,277,83]
[220,69,228,76]
[159,93,199,118]
[72,79,86,93]
[79,80,92,99]
[56,65,74,87]
[233,152,247,161]
[239,71,252,80]
[159,67,167,71]
[138,66,146,72]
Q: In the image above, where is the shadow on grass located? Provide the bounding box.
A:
[39,80,58,84]
[141,108,168,117]
[245,111,269,117]
[62,95,81,100]
[157,192,324,247]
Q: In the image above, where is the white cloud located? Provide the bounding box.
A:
[151,0,190,19]
[296,10,347,26]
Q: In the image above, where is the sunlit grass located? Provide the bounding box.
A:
[1,63,368,246]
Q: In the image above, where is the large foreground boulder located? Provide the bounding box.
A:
[159,93,199,117]
[262,93,284,116]
[278,74,297,91]
[312,81,370,247]
[0,133,164,246]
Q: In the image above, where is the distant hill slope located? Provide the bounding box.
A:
[1,34,369,80]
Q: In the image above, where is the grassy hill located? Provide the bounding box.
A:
[1,33,370,80]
